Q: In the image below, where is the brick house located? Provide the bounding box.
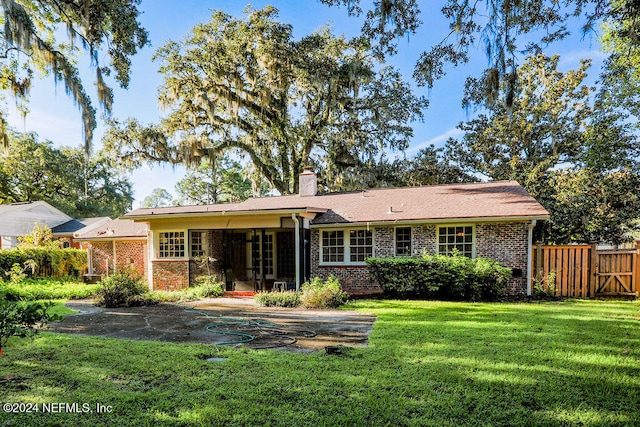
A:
[122,171,549,296]
[74,219,149,279]
[52,217,111,248]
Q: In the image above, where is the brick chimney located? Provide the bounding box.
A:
[298,166,317,197]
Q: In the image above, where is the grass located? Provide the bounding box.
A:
[1,299,639,426]
[0,278,100,301]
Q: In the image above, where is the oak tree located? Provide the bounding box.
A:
[103,6,427,194]
[0,0,148,152]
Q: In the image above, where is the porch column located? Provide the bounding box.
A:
[292,214,300,290]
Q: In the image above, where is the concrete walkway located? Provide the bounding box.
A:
[48,298,377,353]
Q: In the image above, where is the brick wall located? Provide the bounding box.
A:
[88,240,146,278]
[310,221,531,296]
[152,260,189,291]
[189,230,225,284]
[476,222,530,295]
[90,241,112,275]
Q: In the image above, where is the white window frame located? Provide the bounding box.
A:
[394,226,413,257]
[436,224,476,258]
[155,230,187,260]
[189,230,208,258]
[320,228,374,266]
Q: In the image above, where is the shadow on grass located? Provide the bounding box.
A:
[0,299,638,426]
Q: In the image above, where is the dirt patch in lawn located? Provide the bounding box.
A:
[47,298,377,353]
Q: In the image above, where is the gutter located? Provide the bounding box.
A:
[310,215,550,228]
[292,213,300,290]
[527,220,537,296]
[122,208,326,222]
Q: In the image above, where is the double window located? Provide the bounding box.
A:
[321,229,373,265]
[437,225,474,258]
[157,230,209,259]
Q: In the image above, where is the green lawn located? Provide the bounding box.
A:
[1,299,639,426]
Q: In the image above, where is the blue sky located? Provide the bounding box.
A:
[6,1,605,208]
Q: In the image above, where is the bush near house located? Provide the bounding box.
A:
[255,276,348,308]
[367,253,511,301]
[94,274,156,308]
[150,276,225,302]
[255,290,302,307]
[0,249,87,278]
[301,275,348,308]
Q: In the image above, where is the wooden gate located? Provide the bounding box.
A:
[532,242,640,298]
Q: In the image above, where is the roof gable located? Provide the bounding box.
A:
[75,219,148,240]
[0,201,72,235]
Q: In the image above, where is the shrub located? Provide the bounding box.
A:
[193,275,225,298]
[0,299,61,356]
[532,270,558,299]
[95,274,155,308]
[367,254,511,301]
[0,278,100,301]
[0,248,87,278]
[151,280,226,302]
[300,275,348,308]
[254,291,301,307]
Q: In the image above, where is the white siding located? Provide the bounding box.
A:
[0,202,71,249]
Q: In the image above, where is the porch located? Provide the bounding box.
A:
[155,226,311,292]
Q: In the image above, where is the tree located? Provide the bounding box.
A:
[140,188,173,208]
[174,155,266,205]
[320,0,640,108]
[447,54,640,243]
[350,146,477,188]
[600,0,640,84]
[448,55,591,186]
[103,6,427,194]
[17,223,61,249]
[0,131,133,217]
[0,0,149,153]
[400,145,478,186]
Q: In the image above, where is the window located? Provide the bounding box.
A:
[158,231,185,258]
[263,234,274,275]
[395,227,412,256]
[350,230,373,262]
[190,231,207,258]
[438,225,474,257]
[322,230,344,263]
[321,229,373,264]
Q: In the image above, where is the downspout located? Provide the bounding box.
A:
[527,220,537,296]
[292,213,300,290]
[87,244,93,275]
[112,240,117,275]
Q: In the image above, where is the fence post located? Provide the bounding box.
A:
[589,242,598,298]
[535,242,542,284]
[635,240,640,296]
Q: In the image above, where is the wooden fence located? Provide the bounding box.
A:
[532,242,640,298]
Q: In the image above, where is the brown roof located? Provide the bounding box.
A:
[74,219,148,240]
[122,181,549,224]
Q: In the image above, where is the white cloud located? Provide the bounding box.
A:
[406,128,463,156]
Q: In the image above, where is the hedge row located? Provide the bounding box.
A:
[0,248,88,279]
[366,254,512,301]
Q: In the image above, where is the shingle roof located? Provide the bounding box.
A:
[51,217,111,234]
[123,181,549,224]
[74,219,148,240]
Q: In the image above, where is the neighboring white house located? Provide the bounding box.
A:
[0,201,72,249]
